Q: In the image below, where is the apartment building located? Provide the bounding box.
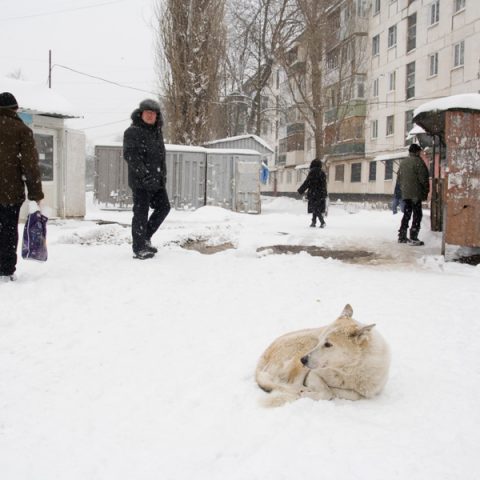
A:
[262,0,480,201]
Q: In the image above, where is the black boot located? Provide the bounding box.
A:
[398,228,408,243]
[408,229,424,246]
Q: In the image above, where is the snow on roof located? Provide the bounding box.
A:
[95,142,261,156]
[0,76,81,118]
[406,123,426,140]
[414,93,480,118]
[204,134,274,153]
[374,150,409,162]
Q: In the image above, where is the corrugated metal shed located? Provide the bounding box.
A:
[94,144,262,213]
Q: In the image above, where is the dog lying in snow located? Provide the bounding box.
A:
[255,304,390,406]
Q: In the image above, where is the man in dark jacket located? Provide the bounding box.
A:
[297,158,328,228]
[123,99,170,259]
[397,143,430,245]
[0,92,44,281]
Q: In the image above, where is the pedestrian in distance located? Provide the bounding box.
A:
[297,158,328,228]
[123,99,170,259]
[392,177,405,215]
[396,143,430,246]
[0,92,44,282]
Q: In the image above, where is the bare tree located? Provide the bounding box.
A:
[281,0,368,162]
[223,0,300,137]
[155,0,226,144]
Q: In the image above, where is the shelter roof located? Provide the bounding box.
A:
[0,76,81,119]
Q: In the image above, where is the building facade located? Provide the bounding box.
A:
[261,0,480,201]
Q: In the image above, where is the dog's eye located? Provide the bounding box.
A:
[324,341,333,348]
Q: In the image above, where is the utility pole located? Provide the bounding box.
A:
[48,50,52,88]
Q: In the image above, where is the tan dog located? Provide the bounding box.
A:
[255,304,390,406]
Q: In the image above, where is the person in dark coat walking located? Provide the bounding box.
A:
[123,99,170,259]
[297,158,328,228]
[397,143,430,245]
[0,92,44,281]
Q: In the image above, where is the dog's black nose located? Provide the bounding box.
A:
[300,355,308,366]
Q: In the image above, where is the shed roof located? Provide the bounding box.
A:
[0,76,81,119]
[204,134,274,153]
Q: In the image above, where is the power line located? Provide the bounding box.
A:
[0,0,128,22]
[51,64,160,96]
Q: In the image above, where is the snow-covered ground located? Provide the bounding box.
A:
[1,195,479,480]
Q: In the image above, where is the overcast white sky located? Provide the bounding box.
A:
[0,0,159,146]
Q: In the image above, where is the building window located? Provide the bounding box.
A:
[357,0,367,16]
[388,71,396,91]
[373,0,381,15]
[406,61,415,99]
[429,52,438,76]
[34,134,54,181]
[407,13,417,52]
[371,119,379,139]
[454,40,465,67]
[385,159,393,180]
[386,115,395,136]
[373,78,379,97]
[430,0,440,25]
[286,170,292,184]
[454,0,465,13]
[405,110,414,145]
[372,35,380,56]
[356,76,366,98]
[351,163,362,183]
[335,164,345,182]
[369,161,377,181]
[388,25,397,48]
[327,49,339,70]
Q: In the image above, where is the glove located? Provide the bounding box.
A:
[142,174,159,192]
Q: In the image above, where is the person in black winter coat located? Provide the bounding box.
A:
[123,99,170,259]
[297,158,328,228]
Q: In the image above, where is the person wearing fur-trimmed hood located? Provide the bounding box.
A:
[123,99,170,259]
[297,158,328,228]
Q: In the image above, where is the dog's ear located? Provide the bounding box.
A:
[350,324,376,344]
[340,304,353,318]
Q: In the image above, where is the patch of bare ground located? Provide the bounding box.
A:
[179,238,235,255]
[256,245,383,264]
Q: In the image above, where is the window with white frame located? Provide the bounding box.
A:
[386,115,395,136]
[373,0,381,15]
[355,76,366,98]
[371,119,379,139]
[454,0,465,13]
[388,71,396,91]
[406,61,416,99]
[373,78,379,97]
[286,170,292,184]
[405,110,414,145]
[429,52,438,76]
[372,34,380,56]
[454,40,465,67]
[384,159,394,180]
[407,13,417,52]
[357,0,367,16]
[351,163,362,182]
[430,0,440,25]
[388,25,397,48]
[335,165,345,182]
[369,161,377,181]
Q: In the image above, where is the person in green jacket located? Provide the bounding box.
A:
[396,143,430,245]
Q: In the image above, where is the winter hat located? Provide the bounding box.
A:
[310,158,322,169]
[0,92,19,110]
[409,143,422,153]
[139,98,161,113]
